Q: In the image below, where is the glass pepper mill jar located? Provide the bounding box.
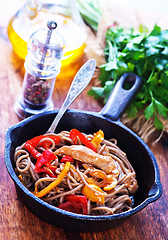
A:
[14,20,64,119]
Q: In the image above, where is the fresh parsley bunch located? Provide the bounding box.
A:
[88,25,168,129]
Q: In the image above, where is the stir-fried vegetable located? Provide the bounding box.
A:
[26,135,61,149]
[35,149,57,170]
[70,129,97,152]
[25,142,41,159]
[34,162,71,198]
[34,149,57,177]
[58,194,88,214]
[91,129,104,148]
[82,183,106,203]
[25,136,60,177]
[60,155,74,163]
[103,175,118,191]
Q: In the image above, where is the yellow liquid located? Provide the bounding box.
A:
[7,12,87,80]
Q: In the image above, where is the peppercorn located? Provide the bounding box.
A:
[23,73,53,106]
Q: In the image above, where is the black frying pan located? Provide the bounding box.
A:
[5,73,162,232]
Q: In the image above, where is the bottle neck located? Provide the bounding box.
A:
[26,0,40,19]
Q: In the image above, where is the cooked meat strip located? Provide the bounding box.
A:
[55,145,116,174]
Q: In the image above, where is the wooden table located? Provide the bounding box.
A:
[0,1,168,239]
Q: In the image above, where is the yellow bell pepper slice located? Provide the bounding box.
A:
[82,183,106,204]
[86,178,96,185]
[103,175,117,191]
[91,130,104,148]
[18,174,23,182]
[33,161,70,198]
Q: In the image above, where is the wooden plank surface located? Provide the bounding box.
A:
[0,0,168,239]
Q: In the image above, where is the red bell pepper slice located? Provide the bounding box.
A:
[60,155,74,163]
[26,135,61,149]
[58,194,88,215]
[34,149,57,172]
[26,135,44,147]
[25,142,41,159]
[40,135,61,149]
[35,167,57,178]
[25,136,59,178]
[69,129,97,152]
[58,201,74,212]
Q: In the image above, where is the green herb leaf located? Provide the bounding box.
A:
[144,102,155,119]
[154,115,163,130]
[126,103,138,118]
[154,100,168,118]
[88,87,104,99]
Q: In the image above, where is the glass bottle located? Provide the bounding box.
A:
[14,20,64,119]
[7,0,87,80]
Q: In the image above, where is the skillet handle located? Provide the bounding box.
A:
[100,73,142,121]
[148,181,162,199]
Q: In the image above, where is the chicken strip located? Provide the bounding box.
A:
[55,145,116,174]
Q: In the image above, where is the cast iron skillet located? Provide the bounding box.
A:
[5,73,162,232]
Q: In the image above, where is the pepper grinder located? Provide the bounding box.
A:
[14,20,65,119]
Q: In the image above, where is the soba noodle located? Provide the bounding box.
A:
[14,130,138,215]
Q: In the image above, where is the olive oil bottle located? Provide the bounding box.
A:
[7,0,87,80]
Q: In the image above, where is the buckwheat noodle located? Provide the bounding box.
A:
[14,130,138,215]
